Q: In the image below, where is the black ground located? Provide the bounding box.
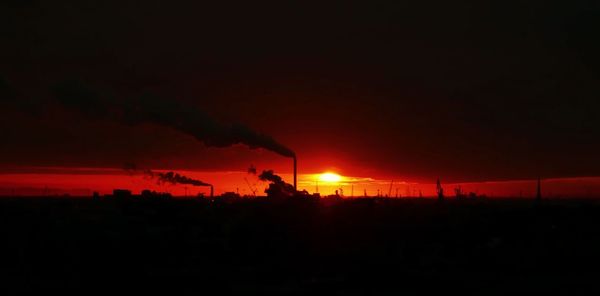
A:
[1,197,600,295]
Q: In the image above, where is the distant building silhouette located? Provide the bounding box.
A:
[113,189,132,199]
[220,191,241,199]
[141,189,172,200]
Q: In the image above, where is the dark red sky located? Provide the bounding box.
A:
[1,1,600,183]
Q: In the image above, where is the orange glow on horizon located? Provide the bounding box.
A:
[0,167,600,198]
[319,172,342,183]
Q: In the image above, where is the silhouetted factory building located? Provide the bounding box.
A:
[112,189,132,199]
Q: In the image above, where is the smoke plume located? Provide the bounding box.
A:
[259,169,295,197]
[51,80,295,158]
[146,170,212,187]
[258,170,285,184]
[248,164,257,175]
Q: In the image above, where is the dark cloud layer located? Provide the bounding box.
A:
[1,1,599,181]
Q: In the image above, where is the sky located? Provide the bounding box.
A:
[2,167,600,198]
[1,1,600,196]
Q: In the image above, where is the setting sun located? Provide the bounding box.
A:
[319,172,342,183]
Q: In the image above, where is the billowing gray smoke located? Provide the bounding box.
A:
[146,170,211,187]
[259,170,295,197]
[258,170,285,184]
[51,80,295,158]
[146,170,213,197]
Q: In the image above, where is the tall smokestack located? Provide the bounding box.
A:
[293,156,297,191]
[210,185,214,198]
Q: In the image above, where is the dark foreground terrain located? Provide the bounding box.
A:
[1,197,600,295]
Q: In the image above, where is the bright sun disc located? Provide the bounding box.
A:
[319,172,342,183]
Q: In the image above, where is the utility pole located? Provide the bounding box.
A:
[536,177,542,201]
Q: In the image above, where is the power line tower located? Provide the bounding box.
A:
[436,178,444,201]
[244,177,257,196]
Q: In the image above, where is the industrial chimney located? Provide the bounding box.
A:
[210,185,214,198]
